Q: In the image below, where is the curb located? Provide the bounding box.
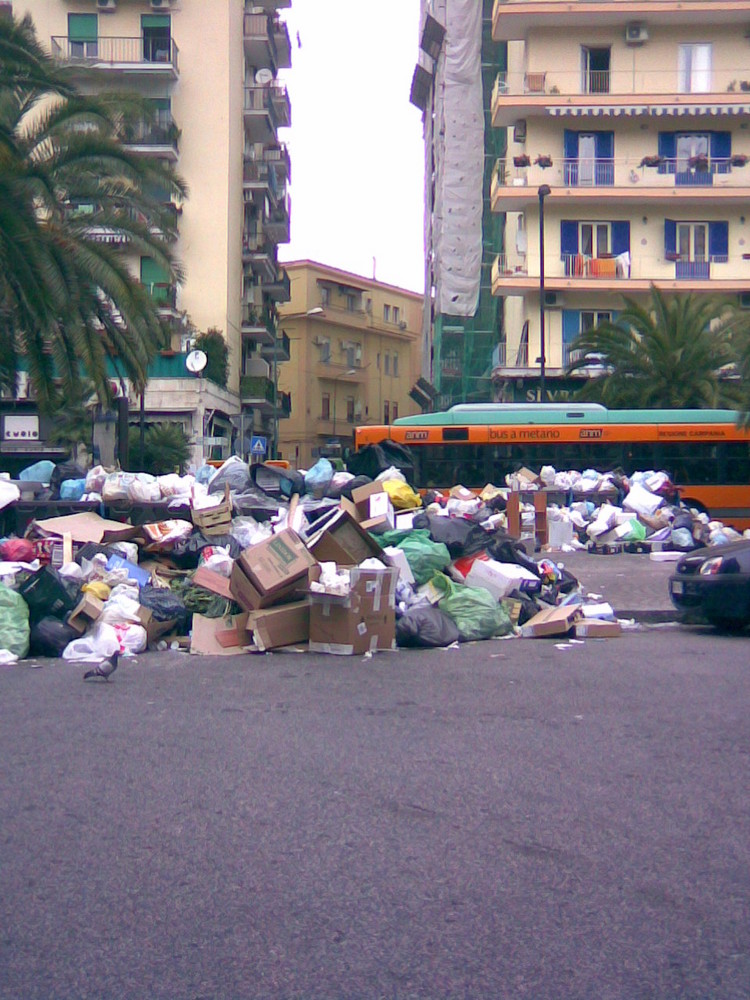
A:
[618,609,681,624]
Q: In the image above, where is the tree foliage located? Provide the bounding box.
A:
[566,287,749,409]
[129,421,191,475]
[0,14,187,414]
[193,327,229,388]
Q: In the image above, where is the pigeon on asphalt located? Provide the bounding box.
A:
[83,651,119,682]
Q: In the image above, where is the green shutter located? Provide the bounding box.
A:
[68,13,97,42]
[140,257,170,302]
[141,14,171,28]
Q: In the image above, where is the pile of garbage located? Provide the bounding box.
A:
[0,454,640,664]
[504,464,748,553]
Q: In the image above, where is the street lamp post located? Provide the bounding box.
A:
[538,183,551,404]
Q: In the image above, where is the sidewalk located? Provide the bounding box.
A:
[551,550,680,623]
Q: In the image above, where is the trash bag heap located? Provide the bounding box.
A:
[0,449,744,662]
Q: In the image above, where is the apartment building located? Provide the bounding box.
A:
[15,0,292,467]
[277,261,423,470]
[410,1,505,409]
[490,0,750,401]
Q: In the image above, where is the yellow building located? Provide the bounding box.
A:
[277,261,423,469]
[490,0,750,399]
[17,0,292,466]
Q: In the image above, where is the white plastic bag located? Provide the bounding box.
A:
[540,465,556,487]
[623,482,664,517]
[85,465,109,494]
[98,593,144,625]
[157,473,194,498]
[375,465,406,484]
[0,481,20,511]
[127,475,160,503]
[63,621,147,661]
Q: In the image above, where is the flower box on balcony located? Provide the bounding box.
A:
[534,155,553,169]
[731,154,749,167]
[639,155,663,168]
[513,154,531,168]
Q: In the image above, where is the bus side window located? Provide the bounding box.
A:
[724,442,750,485]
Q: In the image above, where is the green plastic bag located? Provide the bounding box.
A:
[431,573,513,642]
[389,529,451,586]
[622,518,647,542]
[0,583,30,658]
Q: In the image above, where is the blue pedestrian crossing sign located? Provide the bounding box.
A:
[250,435,267,457]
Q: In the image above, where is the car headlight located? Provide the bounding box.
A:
[699,557,724,576]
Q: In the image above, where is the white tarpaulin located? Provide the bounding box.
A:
[434,0,484,317]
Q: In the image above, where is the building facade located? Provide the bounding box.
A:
[12,0,292,469]
[411,0,505,410]
[277,261,423,470]
[490,0,750,401]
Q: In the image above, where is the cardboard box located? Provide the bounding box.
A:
[520,604,581,638]
[246,600,310,652]
[192,566,234,601]
[360,491,395,533]
[574,618,622,638]
[382,545,414,585]
[31,512,141,545]
[306,508,384,566]
[67,593,105,635]
[394,511,417,531]
[465,559,541,600]
[191,484,232,536]
[309,567,397,655]
[230,560,313,611]
[351,481,386,506]
[190,612,249,656]
[233,528,317,599]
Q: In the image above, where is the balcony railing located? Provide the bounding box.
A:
[121,117,180,151]
[265,143,291,181]
[242,302,277,334]
[142,282,177,309]
[268,84,291,128]
[261,330,290,360]
[492,155,749,193]
[493,67,750,101]
[240,374,275,404]
[51,36,179,73]
[493,252,733,283]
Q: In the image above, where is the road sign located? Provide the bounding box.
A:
[250,435,267,456]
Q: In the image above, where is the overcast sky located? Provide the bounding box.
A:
[278,0,425,293]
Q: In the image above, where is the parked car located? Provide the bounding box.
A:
[669,540,750,630]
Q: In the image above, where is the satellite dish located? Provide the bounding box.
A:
[255,68,273,86]
[186,350,207,374]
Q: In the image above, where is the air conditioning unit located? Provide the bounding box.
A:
[398,320,407,330]
[97,0,117,11]
[625,22,648,45]
[543,291,563,308]
[150,0,170,9]
[739,291,750,310]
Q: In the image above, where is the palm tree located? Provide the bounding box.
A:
[566,286,747,409]
[0,14,186,414]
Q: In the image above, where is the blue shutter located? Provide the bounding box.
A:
[560,221,578,255]
[709,221,729,261]
[664,219,676,256]
[596,132,614,184]
[563,130,578,185]
[658,132,675,174]
[611,221,630,256]
[711,131,731,174]
[562,310,579,345]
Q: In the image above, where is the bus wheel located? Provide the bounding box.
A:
[681,497,708,516]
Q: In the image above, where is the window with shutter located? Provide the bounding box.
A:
[68,13,97,58]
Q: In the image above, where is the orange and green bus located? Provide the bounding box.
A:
[354,403,750,527]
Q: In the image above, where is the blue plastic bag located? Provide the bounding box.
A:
[305,458,334,498]
[19,460,55,484]
[59,479,86,501]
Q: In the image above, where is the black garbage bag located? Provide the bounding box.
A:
[487,537,541,578]
[249,463,305,499]
[411,512,476,557]
[208,460,252,495]
[395,606,460,648]
[346,440,415,485]
[49,461,87,500]
[170,531,242,569]
[484,493,507,513]
[29,617,79,657]
[139,586,190,634]
[506,591,545,626]
[17,566,79,624]
[338,475,373,501]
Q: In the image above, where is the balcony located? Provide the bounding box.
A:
[243,11,276,69]
[241,303,277,346]
[269,84,291,128]
[243,87,277,142]
[491,67,750,127]
[492,1,750,42]
[142,281,178,311]
[121,117,180,161]
[240,374,274,411]
[491,154,750,210]
[271,20,292,70]
[242,230,278,282]
[261,330,291,362]
[263,195,291,244]
[264,266,291,303]
[51,36,179,78]
[492,252,742,294]
[265,143,291,183]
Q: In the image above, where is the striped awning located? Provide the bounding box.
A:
[549,104,750,117]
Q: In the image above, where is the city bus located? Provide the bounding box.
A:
[354,404,750,527]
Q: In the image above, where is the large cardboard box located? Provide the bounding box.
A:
[305,508,383,565]
[246,600,310,651]
[67,593,105,635]
[521,604,580,638]
[309,567,397,655]
[229,528,317,611]
[574,618,622,638]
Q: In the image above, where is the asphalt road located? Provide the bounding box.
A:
[1,627,748,1000]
